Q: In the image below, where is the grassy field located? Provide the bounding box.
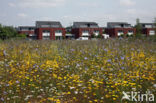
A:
[0,39,156,103]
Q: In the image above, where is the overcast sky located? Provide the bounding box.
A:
[0,0,156,27]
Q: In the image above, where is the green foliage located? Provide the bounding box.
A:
[148,35,156,42]
[66,26,72,34]
[91,33,96,38]
[154,18,156,35]
[91,33,103,39]
[0,24,18,40]
[126,34,129,37]
[135,18,142,35]
[65,31,71,34]
[119,34,124,38]
[0,38,2,43]
[96,34,103,38]
[16,33,27,39]
[62,36,66,40]
[126,34,134,37]
[0,24,27,40]
[102,29,105,34]
[135,33,143,39]
[153,35,156,42]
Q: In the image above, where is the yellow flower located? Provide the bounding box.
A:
[48,97,54,101]
[8,80,13,85]
[94,99,98,102]
[89,100,93,103]
[67,92,71,94]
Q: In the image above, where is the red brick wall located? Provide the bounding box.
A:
[18,31,35,37]
[105,28,136,37]
[72,28,103,39]
[142,28,155,36]
[35,28,66,40]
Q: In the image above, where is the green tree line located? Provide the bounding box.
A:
[0,24,26,40]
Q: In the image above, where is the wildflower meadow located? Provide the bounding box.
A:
[0,39,156,103]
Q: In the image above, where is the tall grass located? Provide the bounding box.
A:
[0,39,156,103]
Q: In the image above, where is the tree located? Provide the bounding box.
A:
[96,34,103,39]
[154,18,156,35]
[152,18,156,42]
[135,18,142,38]
[0,24,18,40]
[66,26,72,34]
[16,33,27,39]
[91,33,96,38]
[135,18,142,34]
[0,24,7,40]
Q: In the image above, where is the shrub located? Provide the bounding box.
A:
[16,33,27,39]
[96,34,103,39]
[91,33,96,38]
[135,33,143,39]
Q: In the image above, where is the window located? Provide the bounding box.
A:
[118,30,123,33]
[80,25,87,28]
[82,35,89,37]
[114,25,121,28]
[121,24,124,27]
[149,30,155,35]
[128,30,133,33]
[55,30,62,33]
[145,25,152,28]
[90,25,98,28]
[94,30,99,33]
[29,28,34,31]
[41,25,50,28]
[82,30,89,33]
[94,30,100,36]
[51,25,60,28]
[42,30,50,40]
[21,28,29,31]
[124,25,131,28]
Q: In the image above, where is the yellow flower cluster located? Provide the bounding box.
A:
[0,39,155,103]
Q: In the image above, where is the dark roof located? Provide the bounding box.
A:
[140,23,155,28]
[107,22,130,25]
[18,26,36,31]
[107,22,132,28]
[101,27,107,29]
[36,21,63,28]
[140,23,154,25]
[73,22,99,28]
[18,26,36,29]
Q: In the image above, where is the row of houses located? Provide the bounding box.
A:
[18,21,156,40]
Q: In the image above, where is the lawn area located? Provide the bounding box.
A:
[0,39,156,103]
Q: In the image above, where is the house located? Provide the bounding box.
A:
[71,22,103,39]
[35,21,65,40]
[140,23,156,36]
[18,26,36,39]
[105,22,136,37]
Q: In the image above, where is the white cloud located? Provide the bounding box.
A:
[120,0,135,6]
[8,3,16,7]
[17,0,67,8]
[17,13,28,18]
